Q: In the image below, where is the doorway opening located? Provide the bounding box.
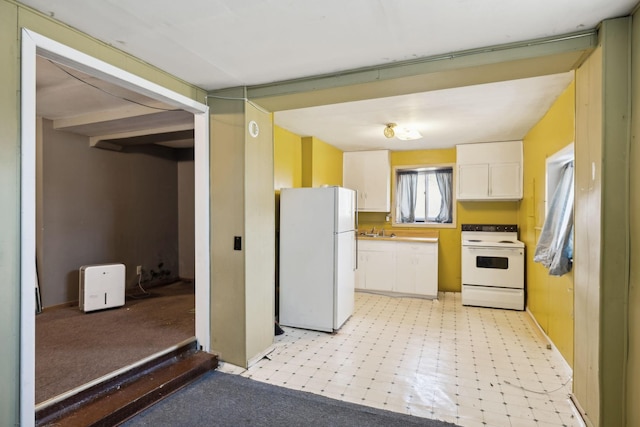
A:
[21,29,210,423]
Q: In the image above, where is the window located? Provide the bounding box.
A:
[393,165,455,227]
[534,143,574,276]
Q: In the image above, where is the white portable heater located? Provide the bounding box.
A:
[79,263,126,312]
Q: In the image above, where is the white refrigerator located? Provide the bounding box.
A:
[279,186,356,332]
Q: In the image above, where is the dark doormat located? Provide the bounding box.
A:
[123,371,460,427]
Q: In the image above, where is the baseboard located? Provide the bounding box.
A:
[569,393,591,427]
[525,307,586,426]
[524,307,553,346]
[524,307,573,372]
[247,344,276,368]
[40,300,79,312]
[354,289,437,300]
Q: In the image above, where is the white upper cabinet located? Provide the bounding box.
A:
[343,150,391,212]
[456,140,523,201]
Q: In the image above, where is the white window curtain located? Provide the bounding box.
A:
[435,170,453,223]
[396,171,418,223]
[534,161,574,276]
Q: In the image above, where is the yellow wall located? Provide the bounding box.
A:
[520,81,575,367]
[301,136,343,187]
[274,129,344,224]
[358,148,519,293]
[274,126,303,233]
[274,126,302,191]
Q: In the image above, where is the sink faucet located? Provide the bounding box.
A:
[371,227,376,235]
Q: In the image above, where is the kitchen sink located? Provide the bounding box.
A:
[360,233,396,238]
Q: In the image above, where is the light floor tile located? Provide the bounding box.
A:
[482,410,512,426]
[509,417,541,427]
[321,381,347,396]
[363,388,389,405]
[237,292,580,427]
[409,402,436,419]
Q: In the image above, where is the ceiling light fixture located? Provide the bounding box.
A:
[395,126,422,141]
[383,123,396,138]
[383,122,422,141]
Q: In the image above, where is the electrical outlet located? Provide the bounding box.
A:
[136,265,142,275]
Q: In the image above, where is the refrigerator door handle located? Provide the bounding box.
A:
[355,193,358,271]
[354,230,358,271]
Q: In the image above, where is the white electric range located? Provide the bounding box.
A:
[461,224,525,310]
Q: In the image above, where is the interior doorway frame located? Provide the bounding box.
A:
[20,29,211,425]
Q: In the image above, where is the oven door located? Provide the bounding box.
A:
[462,246,524,288]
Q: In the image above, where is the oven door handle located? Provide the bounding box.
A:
[463,247,522,252]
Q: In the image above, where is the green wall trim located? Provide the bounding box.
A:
[599,16,631,426]
[247,31,596,111]
[0,2,21,424]
[626,7,640,427]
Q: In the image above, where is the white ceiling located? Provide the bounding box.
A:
[37,56,194,149]
[36,57,173,120]
[275,73,575,151]
[22,0,637,151]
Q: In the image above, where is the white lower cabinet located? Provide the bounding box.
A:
[395,242,438,298]
[356,239,438,298]
[357,240,395,291]
[363,248,396,291]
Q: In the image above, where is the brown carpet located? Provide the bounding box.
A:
[35,281,195,404]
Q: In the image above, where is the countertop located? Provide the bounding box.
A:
[357,230,439,243]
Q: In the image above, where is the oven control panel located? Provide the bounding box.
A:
[461,224,518,233]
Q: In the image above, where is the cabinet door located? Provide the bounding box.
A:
[489,163,521,199]
[394,253,417,294]
[343,151,390,212]
[413,244,438,298]
[364,249,395,291]
[457,164,489,200]
[343,153,367,207]
[457,141,522,201]
[361,151,390,211]
[395,242,438,298]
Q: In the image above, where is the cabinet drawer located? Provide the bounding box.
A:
[395,242,437,254]
[358,239,393,251]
